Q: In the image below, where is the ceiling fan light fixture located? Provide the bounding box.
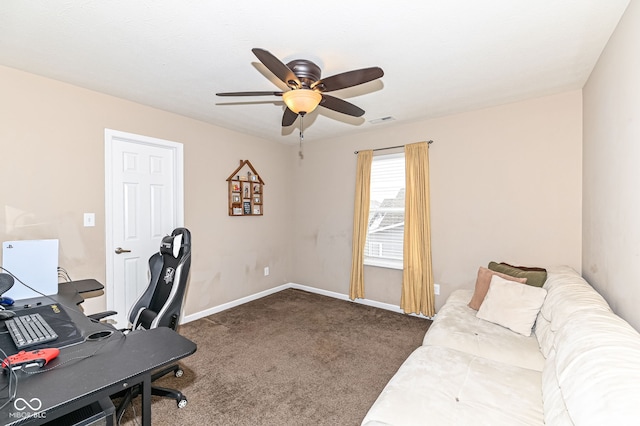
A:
[282,89,322,114]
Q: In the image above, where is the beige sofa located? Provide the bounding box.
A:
[362,266,640,425]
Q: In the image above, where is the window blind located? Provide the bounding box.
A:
[364,153,405,269]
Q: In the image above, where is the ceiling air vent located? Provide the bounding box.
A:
[369,116,395,124]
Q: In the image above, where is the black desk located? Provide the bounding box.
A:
[0,281,197,425]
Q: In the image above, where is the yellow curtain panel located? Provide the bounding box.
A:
[349,150,373,300]
[401,142,435,316]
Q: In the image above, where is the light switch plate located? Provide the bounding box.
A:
[84,213,96,227]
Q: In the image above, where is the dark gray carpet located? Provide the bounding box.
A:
[118,288,431,425]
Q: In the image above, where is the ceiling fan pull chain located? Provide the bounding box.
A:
[299,114,304,159]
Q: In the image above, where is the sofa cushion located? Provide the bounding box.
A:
[540,266,611,331]
[552,310,640,424]
[361,345,544,426]
[500,262,547,272]
[468,266,528,310]
[534,311,555,358]
[534,266,611,358]
[488,261,547,287]
[541,349,573,425]
[423,289,545,371]
[476,275,547,336]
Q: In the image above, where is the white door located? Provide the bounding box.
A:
[105,129,184,327]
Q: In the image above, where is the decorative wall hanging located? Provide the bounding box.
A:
[227,160,264,216]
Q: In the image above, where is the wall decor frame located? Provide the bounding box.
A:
[226,159,265,216]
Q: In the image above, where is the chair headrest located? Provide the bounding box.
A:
[160,233,184,258]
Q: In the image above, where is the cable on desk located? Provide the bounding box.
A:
[0,347,19,410]
[0,266,90,322]
[58,267,84,298]
[22,331,126,376]
[58,267,72,283]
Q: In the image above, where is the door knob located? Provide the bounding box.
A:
[114,247,132,254]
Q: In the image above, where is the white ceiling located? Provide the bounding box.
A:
[0,1,630,144]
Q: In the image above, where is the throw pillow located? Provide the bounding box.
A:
[499,262,547,272]
[488,261,548,287]
[476,275,548,336]
[468,267,528,310]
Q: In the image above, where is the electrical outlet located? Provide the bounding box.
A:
[264,267,270,276]
[434,284,440,295]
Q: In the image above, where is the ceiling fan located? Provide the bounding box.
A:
[216,48,384,127]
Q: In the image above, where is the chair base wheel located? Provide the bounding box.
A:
[177,397,187,408]
[175,368,184,378]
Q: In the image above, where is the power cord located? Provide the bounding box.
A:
[0,348,18,411]
[22,332,125,376]
[57,267,72,283]
[117,396,141,426]
[1,266,94,321]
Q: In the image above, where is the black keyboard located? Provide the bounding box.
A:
[5,313,58,350]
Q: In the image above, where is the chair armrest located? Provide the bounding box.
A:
[87,310,118,321]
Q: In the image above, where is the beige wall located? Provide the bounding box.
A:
[583,1,640,330]
[292,91,583,310]
[0,63,584,320]
[0,65,293,317]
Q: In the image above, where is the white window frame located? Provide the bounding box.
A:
[364,152,405,270]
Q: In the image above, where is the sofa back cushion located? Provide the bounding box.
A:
[535,265,611,357]
[534,312,554,357]
[550,310,640,424]
[540,266,611,329]
[538,267,640,423]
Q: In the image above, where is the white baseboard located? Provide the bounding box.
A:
[288,283,432,319]
[181,282,432,324]
[181,284,290,324]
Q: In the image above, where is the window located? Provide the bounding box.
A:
[364,153,405,269]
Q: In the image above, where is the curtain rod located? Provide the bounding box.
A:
[354,140,433,154]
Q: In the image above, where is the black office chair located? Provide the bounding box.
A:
[95,227,192,421]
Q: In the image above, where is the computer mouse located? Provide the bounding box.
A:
[0,297,14,306]
[0,310,15,320]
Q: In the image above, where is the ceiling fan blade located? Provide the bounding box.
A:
[319,94,365,117]
[312,67,384,92]
[216,91,283,97]
[252,48,300,88]
[282,108,299,127]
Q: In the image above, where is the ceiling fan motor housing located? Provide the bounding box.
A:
[286,59,322,89]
